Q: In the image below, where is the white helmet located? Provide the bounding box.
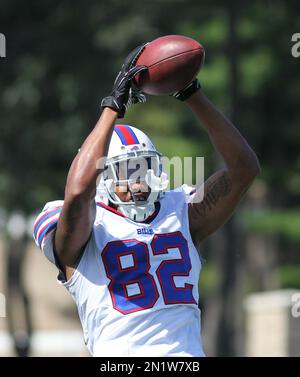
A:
[97,124,169,221]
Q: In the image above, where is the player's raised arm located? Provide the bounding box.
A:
[172,80,260,245]
[54,45,147,277]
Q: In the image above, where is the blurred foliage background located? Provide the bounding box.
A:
[0,0,300,356]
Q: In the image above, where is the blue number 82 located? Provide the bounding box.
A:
[102,231,196,314]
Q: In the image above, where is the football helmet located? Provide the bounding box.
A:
[97,124,168,221]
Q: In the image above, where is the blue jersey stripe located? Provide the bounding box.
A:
[37,220,58,247]
[34,208,62,239]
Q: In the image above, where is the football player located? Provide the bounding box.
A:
[33,44,260,356]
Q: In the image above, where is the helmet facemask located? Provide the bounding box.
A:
[100,148,168,221]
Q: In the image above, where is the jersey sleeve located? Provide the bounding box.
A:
[164,185,197,216]
[181,184,197,204]
[33,200,64,265]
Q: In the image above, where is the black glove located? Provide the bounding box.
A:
[170,78,201,101]
[101,44,148,118]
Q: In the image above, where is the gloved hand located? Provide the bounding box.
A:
[170,78,201,101]
[101,44,148,118]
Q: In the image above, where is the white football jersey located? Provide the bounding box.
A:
[33,185,205,357]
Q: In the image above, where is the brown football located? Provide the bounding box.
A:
[133,35,205,95]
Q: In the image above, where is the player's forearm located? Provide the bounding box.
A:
[186,90,260,181]
[65,108,118,200]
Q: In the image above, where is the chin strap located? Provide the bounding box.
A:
[118,202,156,222]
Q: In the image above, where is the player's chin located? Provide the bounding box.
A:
[132,192,151,203]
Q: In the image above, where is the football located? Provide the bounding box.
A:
[133,35,205,95]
